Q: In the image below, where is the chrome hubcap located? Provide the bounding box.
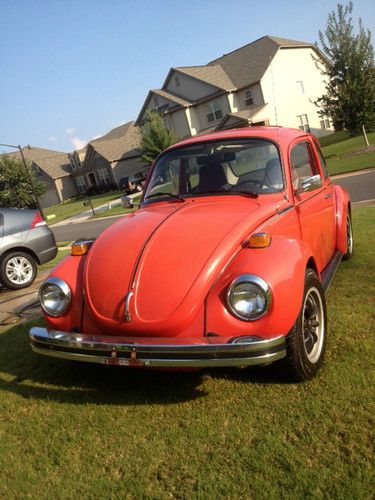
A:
[302,287,324,363]
[5,256,33,285]
[347,215,353,255]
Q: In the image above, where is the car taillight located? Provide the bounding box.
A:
[31,211,46,228]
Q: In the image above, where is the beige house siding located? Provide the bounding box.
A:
[166,71,219,101]
[169,109,191,138]
[197,95,231,131]
[111,156,148,184]
[55,176,79,201]
[237,84,264,111]
[261,47,333,135]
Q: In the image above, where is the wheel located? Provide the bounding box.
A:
[342,211,353,261]
[0,251,37,290]
[281,269,327,381]
[135,183,143,192]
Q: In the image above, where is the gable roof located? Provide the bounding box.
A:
[6,147,72,179]
[88,121,142,162]
[208,35,315,89]
[174,65,235,91]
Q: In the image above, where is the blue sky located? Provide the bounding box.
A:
[0,0,374,153]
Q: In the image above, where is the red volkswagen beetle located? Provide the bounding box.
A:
[30,127,353,381]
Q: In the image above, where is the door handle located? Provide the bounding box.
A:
[324,193,332,199]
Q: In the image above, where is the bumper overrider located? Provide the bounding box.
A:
[29,327,286,368]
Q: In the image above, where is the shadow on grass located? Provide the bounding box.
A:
[0,321,208,405]
[0,320,291,405]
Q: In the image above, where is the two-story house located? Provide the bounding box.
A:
[68,121,147,193]
[135,36,333,138]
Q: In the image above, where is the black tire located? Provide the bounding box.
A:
[0,251,37,290]
[342,211,354,261]
[281,269,327,382]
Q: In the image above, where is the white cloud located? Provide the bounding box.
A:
[71,136,87,150]
[65,128,76,136]
[48,136,58,142]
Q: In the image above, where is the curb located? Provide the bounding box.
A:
[331,168,375,180]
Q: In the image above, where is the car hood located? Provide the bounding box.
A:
[84,198,277,335]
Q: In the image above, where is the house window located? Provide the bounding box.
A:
[297,114,310,133]
[296,81,305,94]
[320,118,330,130]
[76,175,87,194]
[244,89,254,107]
[98,168,111,186]
[205,100,223,123]
[174,75,180,87]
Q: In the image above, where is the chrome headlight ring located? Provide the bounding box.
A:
[39,277,72,317]
[226,274,272,321]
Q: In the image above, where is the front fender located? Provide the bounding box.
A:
[334,184,351,254]
[205,236,315,339]
[42,255,86,332]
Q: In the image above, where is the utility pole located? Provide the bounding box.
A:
[0,143,44,218]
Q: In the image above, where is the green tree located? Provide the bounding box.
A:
[138,111,179,164]
[0,155,46,209]
[315,1,375,135]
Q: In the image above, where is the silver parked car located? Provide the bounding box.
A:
[0,208,57,289]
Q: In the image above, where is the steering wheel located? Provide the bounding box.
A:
[234,179,264,190]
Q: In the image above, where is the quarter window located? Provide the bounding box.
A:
[204,100,223,123]
[290,142,318,189]
[244,89,254,107]
[297,114,310,133]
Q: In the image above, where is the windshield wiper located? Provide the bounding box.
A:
[229,189,258,198]
[193,190,258,198]
[144,192,185,202]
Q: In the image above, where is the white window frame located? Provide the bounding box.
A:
[204,100,223,124]
[296,81,305,94]
[76,175,87,194]
[244,89,254,107]
[297,114,310,133]
[97,168,111,186]
[320,118,330,130]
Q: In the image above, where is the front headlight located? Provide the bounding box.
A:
[39,278,72,317]
[226,274,272,321]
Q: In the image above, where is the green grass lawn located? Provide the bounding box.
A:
[0,206,374,498]
[39,248,71,272]
[43,191,122,225]
[321,131,375,176]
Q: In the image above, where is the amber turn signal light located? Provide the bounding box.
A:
[248,233,272,248]
[71,240,94,256]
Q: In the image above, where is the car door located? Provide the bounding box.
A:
[290,139,335,272]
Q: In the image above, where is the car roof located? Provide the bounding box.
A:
[164,126,311,154]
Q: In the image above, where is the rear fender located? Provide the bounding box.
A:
[43,255,86,332]
[334,185,350,254]
[205,236,315,339]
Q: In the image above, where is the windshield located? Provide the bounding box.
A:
[144,139,284,202]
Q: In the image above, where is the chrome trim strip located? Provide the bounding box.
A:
[321,251,343,291]
[30,327,286,368]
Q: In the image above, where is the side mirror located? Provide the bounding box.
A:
[296,174,322,194]
[120,196,140,209]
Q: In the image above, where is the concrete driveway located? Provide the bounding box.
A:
[0,269,49,327]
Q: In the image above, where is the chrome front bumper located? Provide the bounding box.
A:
[29,327,286,368]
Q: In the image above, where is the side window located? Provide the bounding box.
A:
[315,145,329,179]
[290,142,318,190]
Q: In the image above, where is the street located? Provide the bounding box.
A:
[51,170,375,243]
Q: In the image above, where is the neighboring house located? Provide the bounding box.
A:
[69,121,147,193]
[7,147,78,208]
[136,35,333,138]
